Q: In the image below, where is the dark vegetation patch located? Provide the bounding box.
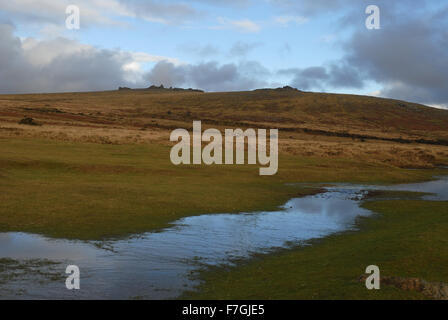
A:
[18,117,40,126]
[358,275,448,300]
[22,107,64,114]
[363,190,430,201]
[0,258,64,286]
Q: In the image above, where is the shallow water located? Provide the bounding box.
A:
[328,175,448,201]
[0,176,447,299]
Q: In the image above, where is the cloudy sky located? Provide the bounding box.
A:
[0,0,447,108]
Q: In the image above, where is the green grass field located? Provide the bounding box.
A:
[1,137,446,240]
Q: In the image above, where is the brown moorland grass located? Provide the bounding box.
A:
[1,89,448,141]
[1,89,448,169]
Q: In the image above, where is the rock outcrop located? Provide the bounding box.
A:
[359,275,448,300]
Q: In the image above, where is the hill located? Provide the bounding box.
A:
[1,88,448,168]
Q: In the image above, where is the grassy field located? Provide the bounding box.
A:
[184,199,448,300]
[2,137,446,240]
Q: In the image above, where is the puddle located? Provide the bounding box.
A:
[0,176,447,299]
[329,175,448,201]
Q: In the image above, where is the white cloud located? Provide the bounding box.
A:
[118,0,202,25]
[21,37,92,67]
[367,90,381,97]
[213,17,261,33]
[230,19,261,32]
[0,0,126,27]
[0,0,200,31]
[426,103,448,110]
[274,15,308,26]
[128,52,182,66]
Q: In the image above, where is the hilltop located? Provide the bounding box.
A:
[118,84,204,93]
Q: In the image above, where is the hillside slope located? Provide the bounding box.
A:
[1,88,448,168]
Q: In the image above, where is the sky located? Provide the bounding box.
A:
[0,0,447,108]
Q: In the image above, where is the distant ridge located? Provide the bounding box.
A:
[117,85,302,93]
[118,85,204,93]
[253,86,302,93]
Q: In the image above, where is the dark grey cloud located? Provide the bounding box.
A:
[0,24,146,93]
[145,60,269,91]
[326,63,364,89]
[279,67,325,90]
[274,0,448,106]
[279,63,363,91]
[271,0,435,36]
[342,4,448,105]
[145,61,186,87]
